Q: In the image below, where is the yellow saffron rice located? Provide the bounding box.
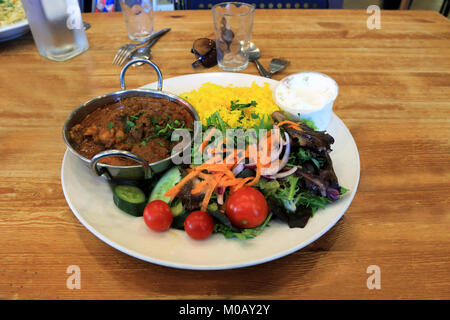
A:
[180,82,280,129]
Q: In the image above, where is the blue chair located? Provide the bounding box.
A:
[183,0,342,10]
[81,0,121,12]
[441,0,449,17]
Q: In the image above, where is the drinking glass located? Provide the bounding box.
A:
[119,0,154,41]
[212,2,255,72]
[21,0,89,62]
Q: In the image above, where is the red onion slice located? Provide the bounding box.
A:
[261,132,291,176]
[217,191,224,205]
[274,166,297,178]
[258,129,282,165]
[261,174,277,180]
[216,186,225,205]
[217,186,225,195]
[261,162,281,176]
[278,132,291,171]
[232,162,244,176]
[264,166,297,180]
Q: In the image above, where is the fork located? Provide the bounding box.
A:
[112,28,171,65]
[112,39,148,66]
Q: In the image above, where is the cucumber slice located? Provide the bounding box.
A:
[113,185,147,216]
[149,166,182,204]
[170,200,184,217]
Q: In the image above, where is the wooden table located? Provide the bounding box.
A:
[0,9,449,300]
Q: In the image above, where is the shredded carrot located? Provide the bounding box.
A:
[276,120,298,127]
[234,154,245,166]
[198,127,217,153]
[204,154,223,164]
[208,137,227,154]
[231,177,254,192]
[223,151,239,167]
[164,170,200,200]
[227,171,239,180]
[277,120,303,131]
[191,180,208,194]
[164,129,275,209]
[200,177,220,211]
[196,163,231,172]
[197,172,211,180]
[220,178,242,187]
[209,147,223,154]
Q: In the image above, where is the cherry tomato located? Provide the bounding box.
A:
[225,187,269,228]
[143,200,173,231]
[184,211,214,240]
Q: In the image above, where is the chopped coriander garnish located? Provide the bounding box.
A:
[149,115,159,125]
[252,114,273,138]
[129,112,143,121]
[238,110,246,122]
[124,119,135,133]
[230,100,257,111]
[204,111,231,133]
[141,136,151,145]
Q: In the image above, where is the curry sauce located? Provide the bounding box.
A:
[69,97,194,166]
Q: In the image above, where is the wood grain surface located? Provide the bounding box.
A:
[0,10,449,300]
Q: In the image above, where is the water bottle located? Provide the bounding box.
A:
[21,0,89,61]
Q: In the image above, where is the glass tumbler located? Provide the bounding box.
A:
[119,0,154,41]
[212,2,255,72]
[21,0,89,62]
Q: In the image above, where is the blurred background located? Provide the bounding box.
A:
[82,0,448,15]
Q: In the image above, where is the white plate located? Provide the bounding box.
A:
[0,20,29,42]
[61,72,360,270]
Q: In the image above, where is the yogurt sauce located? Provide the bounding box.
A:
[274,72,338,130]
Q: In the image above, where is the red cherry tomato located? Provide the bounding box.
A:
[143,200,173,231]
[184,211,214,240]
[225,187,269,228]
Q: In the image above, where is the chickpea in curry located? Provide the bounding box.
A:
[69,97,194,166]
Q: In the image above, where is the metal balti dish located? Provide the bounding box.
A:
[62,59,199,181]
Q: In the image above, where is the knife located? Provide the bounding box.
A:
[143,28,171,46]
[130,28,171,66]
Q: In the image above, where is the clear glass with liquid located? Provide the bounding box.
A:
[119,0,153,41]
[212,2,255,72]
[21,0,89,62]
